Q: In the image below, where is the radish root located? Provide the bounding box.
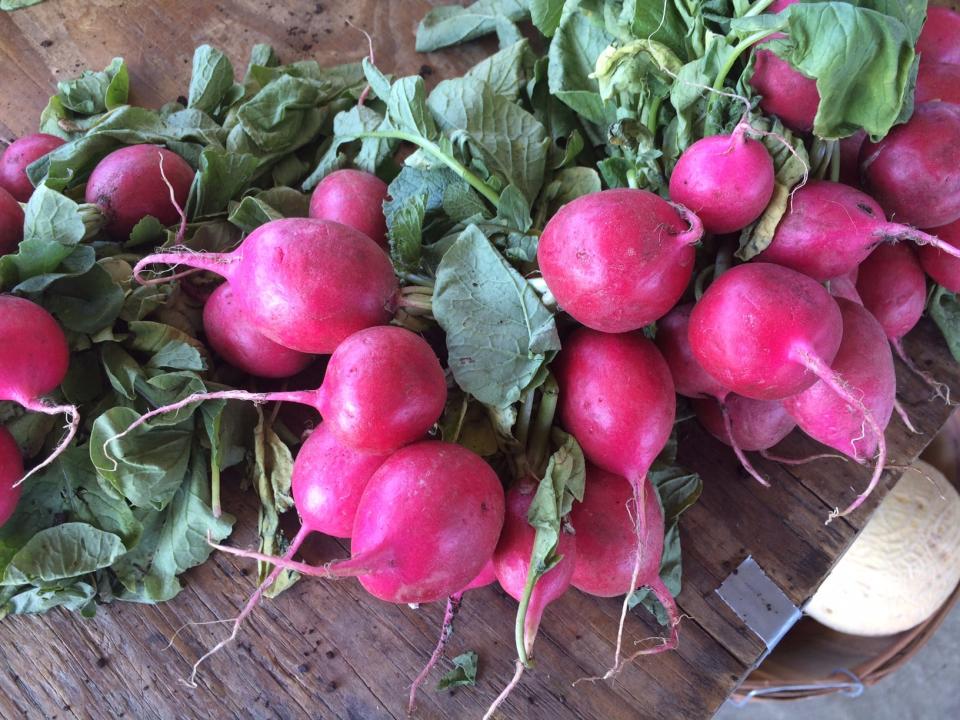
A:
[720,403,770,487]
[893,398,921,434]
[408,593,463,715]
[481,660,525,720]
[13,399,80,487]
[892,338,952,404]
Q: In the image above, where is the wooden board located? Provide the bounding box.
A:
[1,2,958,719]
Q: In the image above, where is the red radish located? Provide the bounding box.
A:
[916,62,960,106]
[203,283,313,379]
[135,217,398,354]
[838,130,867,187]
[669,124,775,234]
[0,133,64,202]
[918,219,960,292]
[408,559,497,714]
[783,299,894,503]
[860,243,948,400]
[656,303,728,400]
[767,0,797,11]
[750,43,820,133]
[917,6,960,66]
[828,267,862,306]
[537,189,703,333]
[202,440,505,684]
[309,169,388,248]
[0,186,24,257]
[0,426,23,526]
[85,144,194,239]
[693,394,795,453]
[756,180,960,281]
[106,325,446,457]
[860,102,960,229]
[291,424,390,539]
[0,295,79,486]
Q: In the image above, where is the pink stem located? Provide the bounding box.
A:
[877,222,960,261]
[13,399,80,488]
[408,592,464,715]
[892,398,921,435]
[133,251,238,286]
[208,536,376,579]
[720,404,770,487]
[102,388,318,471]
[669,201,705,248]
[481,660,525,720]
[891,338,951,404]
[185,526,310,688]
[760,449,852,465]
[794,349,887,521]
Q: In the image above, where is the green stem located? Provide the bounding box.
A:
[744,0,776,18]
[515,390,536,459]
[712,30,778,93]
[355,130,501,209]
[527,376,558,477]
[645,96,663,135]
[515,555,539,668]
[829,140,841,183]
[210,456,222,518]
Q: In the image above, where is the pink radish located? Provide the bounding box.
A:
[917,6,960,66]
[688,263,887,517]
[668,124,775,234]
[202,283,313,379]
[860,102,960,229]
[135,217,398,354]
[291,423,391,539]
[408,559,497,714]
[916,62,960,106]
[693,394,795,454]
[838,130,867,187]
[859,243,948,400]
[0,295,79,486]
[0,426,23,526]
[828,267,862,306]
[570,467,679,673]
[0,133,65,202]
[199,440,505,685]
[537,189,703,333]
[85,144,195,239]
[783,299,894,504]
[309,169,388,248]
[483,482,576,718]
[756,180,960,281]
[750,43,820,133]
[106,325,447,457]
[0,186,24,257]
[918,219,960,292]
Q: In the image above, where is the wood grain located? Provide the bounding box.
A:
[1,2,959,719]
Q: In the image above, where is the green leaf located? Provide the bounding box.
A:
[127,321,206,372]
[57,58,128,115]
[416,0,529,52]
[530,0,564,36]
[542,166,602,214]
[389,194,428,274]
[1,1,47,10]
[464,40,531,99]
[186,146,257,218]
[388,75,438,138]
[428,76,550,204]
[228,196,284,233]
[128,215,167,248]
[434,225,560,407]
[3,523,125,586]
[931,286,960,364]
[548,3,617,126]
[437,651,479,689]
[44,262,126,334]
[496,185,533,233]
[302,104,388,189]
[112,454,234,603]
[1,582,95,617]
[232,75,327,155]
[188,45,236,115]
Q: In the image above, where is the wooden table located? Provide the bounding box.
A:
[2,2,958,719]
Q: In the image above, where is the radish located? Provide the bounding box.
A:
[0,186,24,257]
[916,62,960,106]
[536,189,703,333]
[290,423,391,539]
[838,130,867,187]
[0,295,79,486]
[860,243,948,400]
[484,482,576,718]
[828,267,862,306]
[860,102,960,229]
[693,394,795,454]
[918,219,960,292]
[0,426,24,527]
[135,217,398,354]
[309,169,388,248]
[203,283,313,379]
[689,263,887,518]
[917,6,960,66]
[0,133,65,202]
[668,124,775,234]
[570,467,679,671]
[408,559,496,714]
[749,42,820,133]
[106,325,447,457]
[202,441,504,685]
[782,299,895,513]
[756,180,960,281]
[85,144,195,240]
